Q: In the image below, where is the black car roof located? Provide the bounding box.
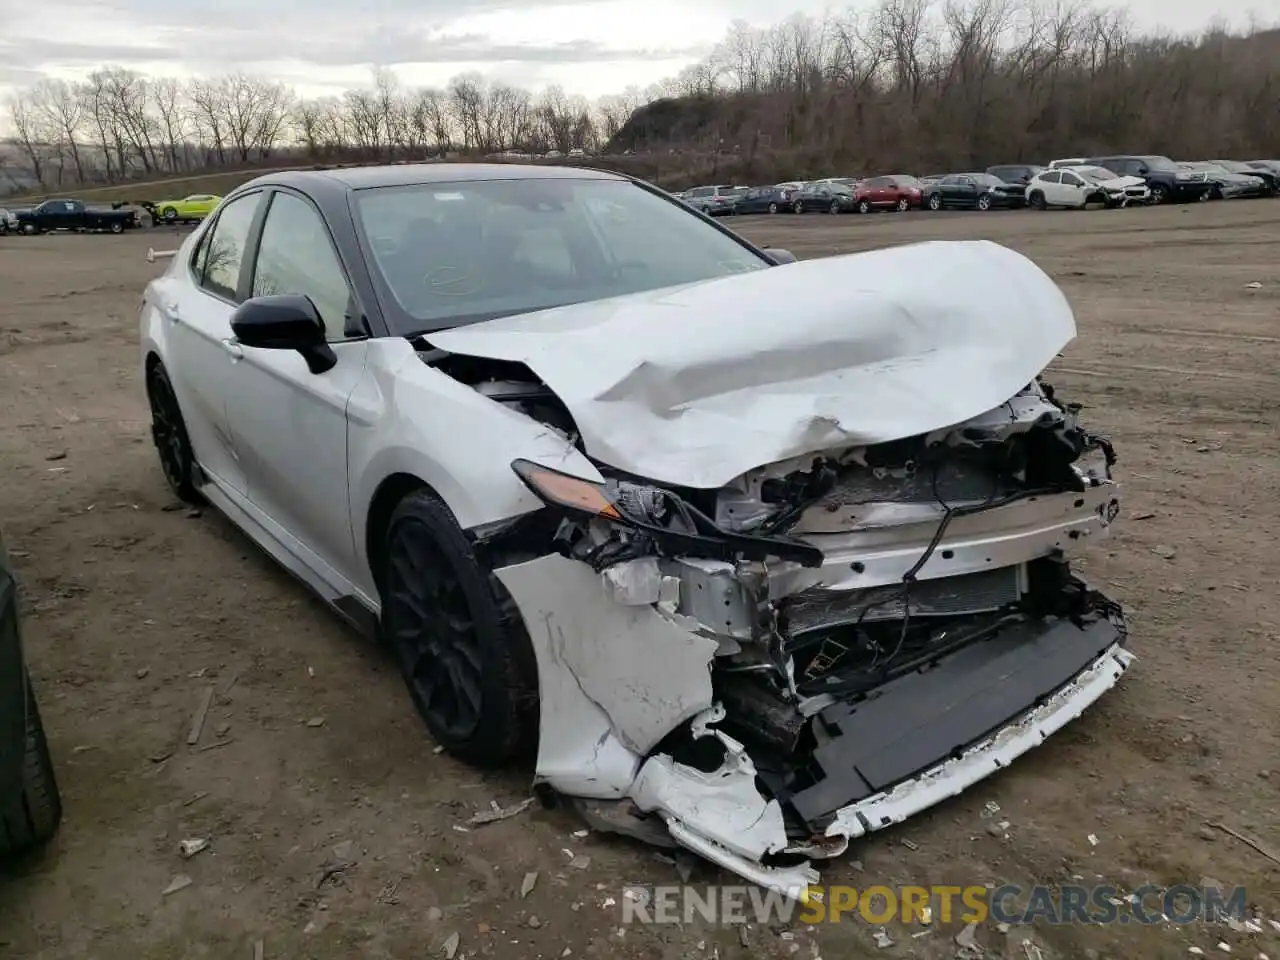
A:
[239,163,626,194]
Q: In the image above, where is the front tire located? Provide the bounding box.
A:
[976,193,992,211]
[793,201,804,214]
[1150,184,1169,205]
[161,207,178,222]
[0,673,63,857]
[857,199,871,214]
[146,362,202,504]
[768,202,778,214]
[380,490,538,768]
[828,200,840,215]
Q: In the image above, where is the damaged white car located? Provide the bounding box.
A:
[140,164,1130,897]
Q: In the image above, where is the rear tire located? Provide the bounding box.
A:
[0,672,63,857]
[928,193,943,211]
[793,201,804,214]
[768,202,778,214]
[895,197,910,212]
[1029,191,1046,210]
[161,207,178,222]
[380,490,539,768]
[146,362,202,504]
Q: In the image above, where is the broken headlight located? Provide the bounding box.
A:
[510,459,823,569]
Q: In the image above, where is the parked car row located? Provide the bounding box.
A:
[675,153,1280,217]
[0,193,223,236]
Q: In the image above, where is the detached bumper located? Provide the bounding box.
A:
[496,550,1132,897]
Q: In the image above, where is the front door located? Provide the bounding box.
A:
[222,188,368,590]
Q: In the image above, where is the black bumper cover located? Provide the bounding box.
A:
[781,613,1123,827]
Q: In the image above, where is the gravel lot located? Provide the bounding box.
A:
[1,203,1278,960]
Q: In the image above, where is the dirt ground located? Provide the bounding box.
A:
[1,203,1278,960]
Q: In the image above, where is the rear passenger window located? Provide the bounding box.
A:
[1042,172,1062,184]
[197,192,261,301]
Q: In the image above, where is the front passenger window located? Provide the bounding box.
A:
[251,192,354,341]
[199,192,261,301]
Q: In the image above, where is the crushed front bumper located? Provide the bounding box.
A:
[495,549,1132,897]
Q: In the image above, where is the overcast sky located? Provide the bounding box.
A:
[0,0,1265,103]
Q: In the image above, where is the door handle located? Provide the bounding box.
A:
[221,339,243,360]
[163,301,180,320]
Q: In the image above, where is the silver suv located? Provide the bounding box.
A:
[681,184,738,216]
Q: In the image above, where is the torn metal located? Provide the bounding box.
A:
[438,240,1132,897]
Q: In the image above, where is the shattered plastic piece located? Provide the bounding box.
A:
[1087,833,1099,846]
[1218,944,1231,954]
[873,928,893,948]
[955,923,980,949]
[179,838,209,859]
[982,801,1001,819]
[521,872,538,898]
[602,558,662,606]
[442,932,461,959]
[1244,282,1262,289]
[467,797,536,826]
[162,875,193,895]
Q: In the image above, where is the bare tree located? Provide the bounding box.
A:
[29,79,87,184]
[4,91,49,187]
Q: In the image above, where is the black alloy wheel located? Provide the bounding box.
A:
[386,525,483,745]
[146,363,201,503]
[380,491,537,767]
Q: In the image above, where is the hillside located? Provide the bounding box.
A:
[605,23,1280,179]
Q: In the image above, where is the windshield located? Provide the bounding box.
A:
[1216,161,1249,172]
[355,178,772,333]
[1077,168,1116,183]
[1138,156,1177,172]
[973,174,1003,186]
[893,175,922,186]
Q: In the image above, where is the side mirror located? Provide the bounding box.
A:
[230,294,336,374]
[764,248,798,265]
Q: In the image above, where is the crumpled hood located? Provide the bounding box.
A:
[1099,175,1145,189]
[429,240,1076,489]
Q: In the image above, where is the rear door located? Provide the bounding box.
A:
[161,190,265,495]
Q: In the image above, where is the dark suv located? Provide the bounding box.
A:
[1,530,62,857]
[1086,155,1212,204]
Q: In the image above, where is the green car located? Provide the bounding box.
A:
[152,194,222,223]
[1,528,61,857]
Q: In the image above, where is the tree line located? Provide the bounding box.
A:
[0,67,660,192]
[3,0,1279,193]
[628,0,1280,178]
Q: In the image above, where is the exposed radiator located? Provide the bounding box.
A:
[783,564,1026,636]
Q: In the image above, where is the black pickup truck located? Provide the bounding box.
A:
[1,529,62,858]
[12,198,140,235]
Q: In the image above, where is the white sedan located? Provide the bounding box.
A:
[1026,166,1151,209]
[140,164,1131,896]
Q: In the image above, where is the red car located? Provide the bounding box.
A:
[853,175,924,213]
